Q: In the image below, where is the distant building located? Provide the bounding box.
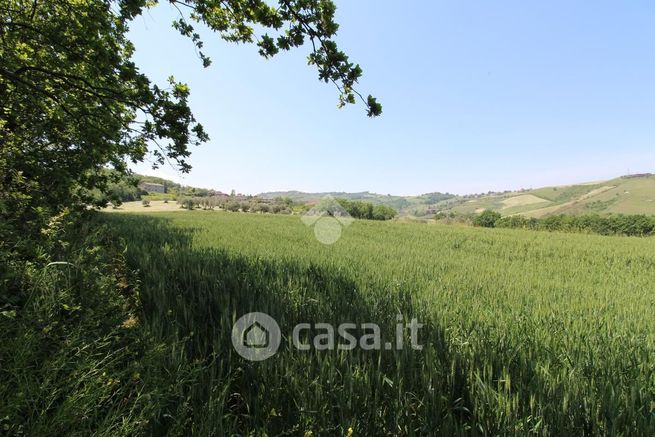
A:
[139,182,166,193]
[212,191,230,199]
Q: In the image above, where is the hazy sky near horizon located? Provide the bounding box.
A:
[129,1,655,196]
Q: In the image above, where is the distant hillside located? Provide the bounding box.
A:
[260,173,655,218]
[259,191,456,212]
[137,172,655,217]
[445,174,655,218]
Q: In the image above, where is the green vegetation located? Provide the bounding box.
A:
[3,0,655,434]
[261,190,419,211]
[93,171,655,221]
[266,174,655,219]
[89,171,143,206]
[1,0,380,266]
[0,213,154,435]
[418,192,457,204]
[6,210,654,434]
[497,213,655,237]
[472,210,501,228]
[174,196,295,214]
[335,198,397,220]
[115,170,617,221]
[0,1,382,433]
[585,198,619,212]
[448,175,655,218]
[1,0,380,219]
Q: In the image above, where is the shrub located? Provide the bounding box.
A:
[254,203,271,213]
[473,210,501,228]
[225,201,240,212]
[178,197,195,210]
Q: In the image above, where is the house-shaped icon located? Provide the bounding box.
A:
[243,321,269,348]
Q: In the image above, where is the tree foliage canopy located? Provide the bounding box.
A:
[0,0,380,229]
[335,198,397,221]
[472,210,501,228]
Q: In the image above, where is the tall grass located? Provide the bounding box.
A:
[4,210,652,435]
[97,211,655,435]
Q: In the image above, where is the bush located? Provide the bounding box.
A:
[178,197,195,210]
[252,203,271,213]
[473,210,501,228]
[372,204,397,220]
[225,201,240,212]
[0,213,155,435]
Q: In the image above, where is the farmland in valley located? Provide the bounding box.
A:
[99,210,655,435]
[262,173,655,218]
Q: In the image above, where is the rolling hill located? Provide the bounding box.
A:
[446,173,655,218]
[260,173,655,218]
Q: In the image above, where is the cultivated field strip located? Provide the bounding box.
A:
[105,211,655,435]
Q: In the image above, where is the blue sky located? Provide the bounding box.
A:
[129,1,655,195]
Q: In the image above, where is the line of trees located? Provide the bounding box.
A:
[174,196,399,221]
[493,213,655,237]
[177,197,294,215]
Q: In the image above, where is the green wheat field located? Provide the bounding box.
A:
[83,210,654,435]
